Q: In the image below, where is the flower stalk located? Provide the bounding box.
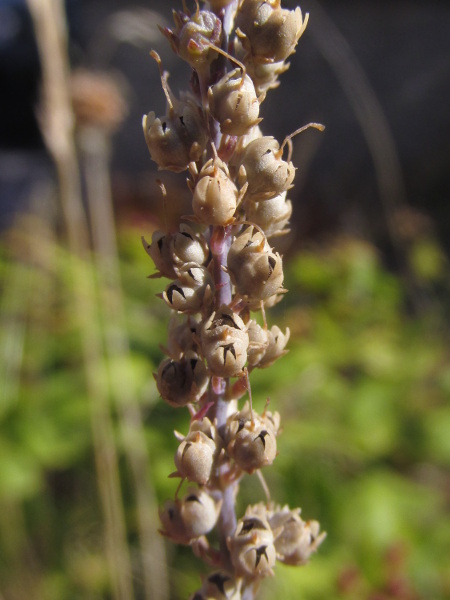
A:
[142,1,326,597]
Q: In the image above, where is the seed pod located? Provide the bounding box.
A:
[227,226,284,301]
[192,158,239,226]
[237,400,280,436]
[244,191,292,238]
[163,263,214,313]
[143,95,207,172]
[201,306,249,377]
[142,225,209,279]
[208,68,261,136]
[258,325,290,368]
[166,315,199,360]
[190,571,241,600]
[174,417,218,484]
[245,56,290,96]
[225,408,277,472]
[142,231,177,279]
[156,353,209,407]
[171,225,210,267]
[267,506,326,565]
[236,1,308,64]
[162,9,222,71]
[159,499,191,544]
[238,136,295,201]
[180,488,221,539]
[247,320,268,367]
[227,513,276,578]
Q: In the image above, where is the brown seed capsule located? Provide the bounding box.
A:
[179,488,222,539]
[201,306,249,377]
[166,315,199,360]
[171,225,210,267]
[163,263,214,314]
[162,9,222,72]
[247,320,269,367]
[238,136,295,201]
[159,499,191,544]
[143,96,206,172]
[236,1,308,64]
[192,158,239,226]
[258,325,290,368]
[227,512,276,578]
[142,225,209,279]
[225,407,277,473]
[174,417,218,484]
[267,505,326,565]
[244,191,292,238]
[156,353,209,407]
[190,571,241,600]
[227,226,285,301]
[208,68,261,136]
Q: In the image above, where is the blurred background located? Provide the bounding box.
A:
[0,0,449,599]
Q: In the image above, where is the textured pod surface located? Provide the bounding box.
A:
[209,68,261,136]
[226,406,278,472]
[228,228,285,301]
[201,306,249,377]
[163,264,214,313]
[238,136,295,201]
[227,513,276,578]
[143,100,206,172]
[156,354,209,407]
[180,488,221,538]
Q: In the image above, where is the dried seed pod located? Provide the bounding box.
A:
[190,571,241,600]
[142,225,209,279]
[143,95,207,172]
[244,191,292,238]
[236,0,308,64]
[162,9,222,71]
[166,315,199,360]
[227,226,285,301]
[172,225,210,267]
[238,136,295,201]
[208,68,261,136]
[258,325,290,368]
[174,417,218,484]
[159,499,191,544]
[163,263,214,313]
[246,320,269,367]
[156,353,209,407]
[142,231,177,279]
[225,407,277,472]
[245,56,290,96]
[180,488,222,539]
[201,306,249,377]
[267,506,326,565]
[192,157,239,226]
[143,51,207,172]
[227,513,276,578]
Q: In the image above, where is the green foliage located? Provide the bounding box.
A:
[0,230,449,599]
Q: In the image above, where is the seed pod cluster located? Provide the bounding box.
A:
[142,0,324,597]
